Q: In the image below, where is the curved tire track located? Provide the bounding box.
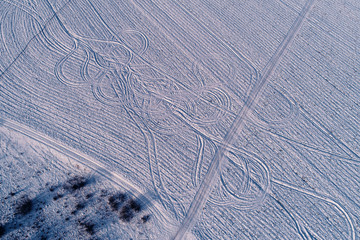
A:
[272,179,355,240]
[1,118,177,232]
[173,0,316,238]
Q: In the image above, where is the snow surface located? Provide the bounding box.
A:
[0,0,359,239]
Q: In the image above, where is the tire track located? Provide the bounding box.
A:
[121,29,149,56]
[0,0,71,79]
[269,193,325,240]
[0,74,143,166]
[54,39,87,86]
[129,0,256,112]
[248,85,300,128]
[2,0,45,24]
[272,179,355,240]
[132,82,354,168]
[173,0,315,238]
[299,105,360,160]
[1,118,177,232]
[192,135,205,187]
[0,0,45,60]
[0,0,180,222]
[52,5,239,126]
[258,127,360,165]
[289,143,360,215]
[209,150,271,211]
[54,0,248,128]
[106,72,360,167]
[171,0,258,76]
[127,110,178,219]
[46,0,183,216]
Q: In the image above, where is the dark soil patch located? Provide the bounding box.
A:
[85,193,93,199]
[16,197,33,216]
[53,194,63,201]
[79,221,95,235]
[65,176,88,192]
[0,224,5,237]
[108,192,127,211]
[141,215,150,223]
[72,202,86,215]
[128,199,141,212]
[49,186,57,192]
[119,205,134,222]
[76,202,85,211]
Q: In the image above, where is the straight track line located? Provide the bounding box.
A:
[173,0,315,238]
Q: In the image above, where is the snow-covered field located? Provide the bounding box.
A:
[0,0,359,239]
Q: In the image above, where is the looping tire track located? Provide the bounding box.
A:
[2,0,182,228]
[121,106,181,221]
[49,0,187,218]
[248,85,300,128]
[3,1,354,239]
[173,0,316,238]
[192,135,205,187]
[0,0,72,80]
[272,179,355,240]
[209,150,271,210]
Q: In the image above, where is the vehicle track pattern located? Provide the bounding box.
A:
[0,118,177,234]
[173,0,316,238]
[1,0,359,239]
[50,0,258,224]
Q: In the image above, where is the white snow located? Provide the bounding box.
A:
[0,0,359,239]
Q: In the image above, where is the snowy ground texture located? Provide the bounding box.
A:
[0,0,359,239]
